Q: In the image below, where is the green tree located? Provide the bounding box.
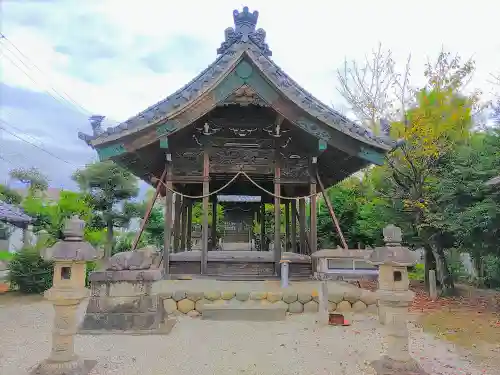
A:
[22,190,92,242]
[72,161,139,258]
[9,167,49,194]
[0,184,22,204]
[427,129,500,285]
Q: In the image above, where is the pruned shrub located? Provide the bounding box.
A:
[8,248,53,294]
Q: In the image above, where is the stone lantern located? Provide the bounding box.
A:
[31,216,100,375]
[368,224,426,374]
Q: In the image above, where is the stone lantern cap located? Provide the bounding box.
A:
[368,224,416,266]
[45,216,100,262]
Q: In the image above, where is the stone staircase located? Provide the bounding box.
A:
[201,300,287,321]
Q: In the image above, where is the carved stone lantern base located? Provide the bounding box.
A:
[30,358,97,375]
[371,356,428,375]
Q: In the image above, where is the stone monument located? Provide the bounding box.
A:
[368,224,427,374]
[80,246,172,333]
[31,216,100,375]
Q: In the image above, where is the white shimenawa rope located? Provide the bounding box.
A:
[157,170,319,200]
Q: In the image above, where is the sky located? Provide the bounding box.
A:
[1,0,499,192]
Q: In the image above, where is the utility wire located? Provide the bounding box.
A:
[0,33,92,117]
[0,119,75,166]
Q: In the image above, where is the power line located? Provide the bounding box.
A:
[0,119,75,166]
[0,33,92,117]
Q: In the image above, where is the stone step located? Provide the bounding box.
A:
[201,302,287,321]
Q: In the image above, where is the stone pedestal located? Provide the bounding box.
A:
[80,269,171,333]
[32,290,95,375]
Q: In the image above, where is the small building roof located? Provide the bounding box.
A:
[0,200,32,227]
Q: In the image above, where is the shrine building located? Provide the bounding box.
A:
[79,6,396,279]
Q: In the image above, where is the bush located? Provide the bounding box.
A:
[8,248,53,294]
[0,250,14,261]
[408,263,425,280]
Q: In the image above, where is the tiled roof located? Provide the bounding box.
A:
[0,200,32,226]
[78,7,396,152]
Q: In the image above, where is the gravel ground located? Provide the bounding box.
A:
[0,299,494,375]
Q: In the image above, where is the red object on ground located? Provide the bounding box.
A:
[329,313,345,326]
[0,283,9,293]
[342,319,351,326]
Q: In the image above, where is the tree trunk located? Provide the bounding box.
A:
[105,218,114,259]
[430,244,455,295]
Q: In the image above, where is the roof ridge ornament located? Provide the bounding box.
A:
[217,6,272,57]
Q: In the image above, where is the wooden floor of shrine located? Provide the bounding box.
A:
[168,250,312,279]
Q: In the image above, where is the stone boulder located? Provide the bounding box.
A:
[106,246,160,271]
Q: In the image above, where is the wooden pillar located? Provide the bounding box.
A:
[211,196,217,250]
[260,202,265,251]
[285,201,290,253]
[201,150,209,274]
[163,160,173,278]
[187,201,193,251]
[298,198,306,254]
[291,199,297,253]
[180,199,187,251]
[274,162,281,272]
[310,183,317,253]
[173,194,182,252]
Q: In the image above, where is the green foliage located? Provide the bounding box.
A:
[85,261,97,288]
[72,161,139,257]
[409,263,425,280]
[0,250,13,261]
[22,190,92,240]
[9,167,49,193]
[0,184,22,204]
[8,248,53,294]
[482,255,500,289]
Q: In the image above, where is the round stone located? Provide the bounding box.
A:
[336,300,352,312]
[328,292,344,304]
[343,289,362,303]
[235,292,250,301]
[360,290,377,306]
[172,290,187,302]
[195,298,209,312]
[297,293,312,304]
[266,292,283,303]
[250,292,267,300]
[288,301,304,314]
[220,291,235,300]
[204,291,221,301]
[187,310,200,318]
[177,298,195,314]
[303,300,319,313]
[352,300,367,312]
[187,291,204,302]
[163,298,178,315]
[282,291,298,304]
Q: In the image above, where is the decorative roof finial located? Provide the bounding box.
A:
[89,115,105,136]
[233,6,259,33]
[217,6,272,57]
